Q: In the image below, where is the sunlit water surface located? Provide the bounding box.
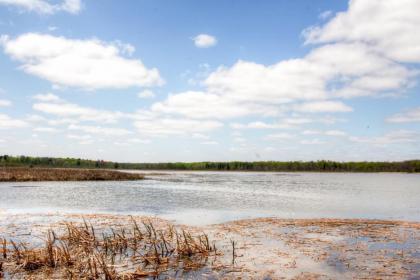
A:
[1,171,420,225]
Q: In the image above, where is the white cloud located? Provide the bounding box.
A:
[302,129,347,136]
[0,0,82,14]
[193,34,217,48]
[33,100,125,123]
[201,141,218,145]
[233,137,246,143]
[151,91,277,119]
[230,116,333,130]
[142,0,419,125]
[67,134,92,140]
[319,10,333,20]
[264,147,277,152]
[294,101,352,113]
[230,121,294,130]
[66,134,94,145]
[0,114,27,128]
[205,42,410,102]
[265,133,295,140]
[0,99,11,106]
[33,127,59,133]
[302,130,321,135]
[134,118,223,136]
[325,130,347,136]
[68,124,131,136]
[304,0,420,63]
[127,138,151,144]
[300,139,325,145]
[25,114,47,122]
[349,130,419,146]
[152,42,409,122]
[386,107,420,123]
[33,93,61,102]
[192,133,209,139]
[138,90,155,99]
[1,33,163,90]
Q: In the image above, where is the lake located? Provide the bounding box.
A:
[1,171,419,225]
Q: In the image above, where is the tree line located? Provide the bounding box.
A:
[1,155,419,172]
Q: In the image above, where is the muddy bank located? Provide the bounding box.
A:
[0,213,419,279]
[0,168,145,182]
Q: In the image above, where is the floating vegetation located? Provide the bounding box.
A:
[0,218,221,279]
[0,168,144,182]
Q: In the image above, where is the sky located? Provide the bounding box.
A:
[0,0,419,162]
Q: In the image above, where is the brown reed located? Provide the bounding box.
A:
[0,167,145,182]
[2,218,220,279]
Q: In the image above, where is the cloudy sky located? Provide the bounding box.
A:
[0,0,419,162]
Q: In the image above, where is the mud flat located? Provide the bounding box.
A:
[0,168,145,182]
[0,213,419,279]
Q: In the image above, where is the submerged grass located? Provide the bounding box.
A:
[1,218,221,279]
[0,167,144,182]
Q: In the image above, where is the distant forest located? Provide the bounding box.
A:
[1,155,419,172]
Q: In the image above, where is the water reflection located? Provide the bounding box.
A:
[1,171,419,225]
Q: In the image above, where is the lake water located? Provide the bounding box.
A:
[1,171,420,225]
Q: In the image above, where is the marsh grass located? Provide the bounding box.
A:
[1,218,220,279]
[0,167,144,182]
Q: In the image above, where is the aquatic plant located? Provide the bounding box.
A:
[2,218,220,279]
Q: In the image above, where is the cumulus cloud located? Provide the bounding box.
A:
[33,98,126,124]
[230,121,292,130]
[137,90,155,99]
[151,91,279,119]
[302,129,347,136]
[68,124,131,136]
[300,139,325,145]
[67,134,92,140]
[386,107,420,123]
[349,130,419,146]
[201,141,218,145]
[1,33,163,90]
[192,133,209,139]
[149,42,409,122]
[193,34,217,48]
[294,101,352,113]
[0,99,11,106]
[150,0,419,124]
[265,133,295,140]
[0,114,27,129]
[319,10,333,20]
[33,126,59,133]
[134,118,223,136]
[304,0,420,63]
[0,0,82,14]
[33,93,62,102]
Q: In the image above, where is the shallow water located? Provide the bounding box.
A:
[1,171,420,225]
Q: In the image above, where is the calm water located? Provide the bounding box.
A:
[1,171,420,225]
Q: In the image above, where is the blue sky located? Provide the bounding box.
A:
[0,0,419,162]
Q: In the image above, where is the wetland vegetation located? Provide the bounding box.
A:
[0,167,144,182]
[2,155,420,172]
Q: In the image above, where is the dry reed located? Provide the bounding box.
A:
[1,218,220,279]
[0,167,144,182]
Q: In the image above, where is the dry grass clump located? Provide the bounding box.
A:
[0,167,144,182]
[1,218,219,279]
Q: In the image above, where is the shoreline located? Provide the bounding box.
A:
[4,166,420,174]
[1,213,419,279]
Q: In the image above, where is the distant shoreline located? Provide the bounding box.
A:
[1,155,420,172]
